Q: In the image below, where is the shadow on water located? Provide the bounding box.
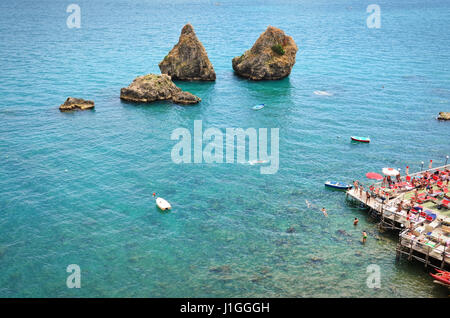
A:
[155,206,173,215]
[392,259,450,298]
[174,80,216,97]
[349,140,371,147]
[119,99,174,108]
[58,109,96,116]
[236,76,294,101]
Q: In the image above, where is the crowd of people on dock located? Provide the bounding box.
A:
[352,167,450,207]
[348,167,450,241]
[308,167,449,246]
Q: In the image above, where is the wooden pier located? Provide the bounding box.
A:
[345,164,450,270]
[346,187,410,231]
[396,229,450,270]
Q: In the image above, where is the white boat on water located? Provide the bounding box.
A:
[248,160,269,165]
[313,90,333,96]
[156,197,171,211]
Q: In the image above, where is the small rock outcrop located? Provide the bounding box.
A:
[120,74,201,105]
[209,265,231,274]
[232,26,298,80]
[159,24,216,81]
[437,112,450,120]
[171,91,201,105]
[59,97,94,111]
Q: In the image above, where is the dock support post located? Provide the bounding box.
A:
[425,246,430,268]
[408,239,414,261]
[396,233,403,263]
[441,245,447,269]
[392,213,395,230]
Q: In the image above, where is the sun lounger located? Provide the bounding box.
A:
[417,196,436,204]
[442,225,450,235]
[440,199,450,209]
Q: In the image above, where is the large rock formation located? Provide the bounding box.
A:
[59,97,95,111]
[437,112,450,120]
[159,24,216,81]
[232,26,298,80]
[120,74,201,105]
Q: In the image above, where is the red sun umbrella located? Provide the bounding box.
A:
[366,172,383,180]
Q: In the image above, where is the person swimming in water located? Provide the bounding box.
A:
[305,199,311,209]
[321,207,328,217]
[354,218,359,226]
[362,231,368,244]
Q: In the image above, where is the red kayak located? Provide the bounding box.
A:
[430,270,450,286]
[435,269,450,276]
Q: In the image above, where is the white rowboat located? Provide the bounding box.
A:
[156,197,171,211]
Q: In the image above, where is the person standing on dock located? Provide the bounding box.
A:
[397,201,403,212]
[365,190,371,205]
[362,231,368,244]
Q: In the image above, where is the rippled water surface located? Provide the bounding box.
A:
[0,0,449,297]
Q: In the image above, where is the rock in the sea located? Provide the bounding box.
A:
[172,91,201,105]
[59,97,94,111]
[159,24,216,81]
[209,265,231,274]
[120,74,201,105]
[437,112,450,120]
[336,229,352,237]
[286,226,296,233]
[232,26,298,80]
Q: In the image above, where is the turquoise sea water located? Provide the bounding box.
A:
[0,0,449,297]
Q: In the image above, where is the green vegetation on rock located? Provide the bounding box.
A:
[271,43,285,55]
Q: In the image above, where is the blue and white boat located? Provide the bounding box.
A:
[252,104,265,110]
[324,181,352,190]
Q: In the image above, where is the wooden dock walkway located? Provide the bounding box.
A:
[345,164,450,270]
